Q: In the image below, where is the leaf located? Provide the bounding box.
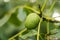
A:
[0,13,11,27]
[50,29,59,35]
[17,7,26,22]
[40,21,47,34]
[49,29,60,40]
[9,13,21,26]
[0,7,16,27]
[0,24,7,40]
[19,30,37,39]
[40,21,56,34]
[0,2,8,19]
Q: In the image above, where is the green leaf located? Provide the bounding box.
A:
[9,13,21,26]
[17,7,26,22]
[40,21,47,34]
[0,6,16,27]
[49,29,60,40]
[0,13,11,27]
[50,29,59,35]
[19,30,37,39]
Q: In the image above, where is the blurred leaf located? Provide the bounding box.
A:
[0,2,7,19]
[19,30,37,39]
[0,0,60,40]
[40,21,56,34]
[0,23,11,40]
[50,29,59,35]
[40,21,47,34]
[0,13,11,27]
[19,36,36,40]
[17,7,26,22]
[0,6,16,27]
[49,29,60,40]
[9,13,21,26]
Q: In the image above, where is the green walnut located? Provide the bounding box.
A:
[25,13,40,29]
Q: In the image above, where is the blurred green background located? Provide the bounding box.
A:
[0,0,60,40]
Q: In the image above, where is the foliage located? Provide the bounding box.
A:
[0,0,60,40]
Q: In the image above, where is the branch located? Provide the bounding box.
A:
[25,5,60,23]
[42,16,60,23]
[8,28,27,40]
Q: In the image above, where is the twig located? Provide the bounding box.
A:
[46,0,56,40]
[46,21,49,40]
[24,6,40,14]
[49,0,56,12]
[41,0,48,12]
[8,28,27,40]
[37,18,43,40]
